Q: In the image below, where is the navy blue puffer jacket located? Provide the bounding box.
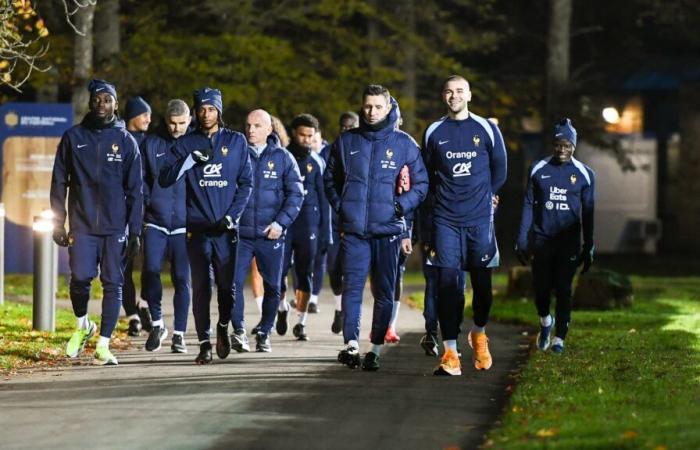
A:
[324,98,428,238]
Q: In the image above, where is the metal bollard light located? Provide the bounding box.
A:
[0,203,5,306]
[32,214,56,331]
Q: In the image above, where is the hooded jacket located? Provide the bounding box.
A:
[324,97,428,238]
[159,126,253,232]
[238,134,304,239]
[140,125,187,232]
[50,114,143,235]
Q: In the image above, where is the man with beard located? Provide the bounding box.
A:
[325,85,427,371]
[140,99,192,353]
[51,79,143,366]
[278,113,330,341]
[424,75,507,376]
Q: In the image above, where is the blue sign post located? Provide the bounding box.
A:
[0,103,73,273]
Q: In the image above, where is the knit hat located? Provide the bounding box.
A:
[193,87,223,116]
[554,118,577,147]
[125,96,151,122]
[87,79,117,100]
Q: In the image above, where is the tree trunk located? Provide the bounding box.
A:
[675,81,700,253]
[72,4,95,123]
[93,0,120,71]
[397,0,416,135]
[545,0,572,129]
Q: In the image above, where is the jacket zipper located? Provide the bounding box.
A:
[364,142,375,235]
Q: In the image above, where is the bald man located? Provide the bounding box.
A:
[230,109,304,353]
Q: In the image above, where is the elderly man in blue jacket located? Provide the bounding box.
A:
[51,79,143,366]
[230,109,303,353]
[160,87,253,364]
[325,84,428,371]
[140,99,192,354]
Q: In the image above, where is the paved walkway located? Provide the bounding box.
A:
[0,284,529,450]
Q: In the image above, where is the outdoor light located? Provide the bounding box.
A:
[39,209,54,220]
[602,107,620,124]
[32,214,57,331]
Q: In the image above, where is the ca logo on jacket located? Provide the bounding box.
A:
[203,163,223,177]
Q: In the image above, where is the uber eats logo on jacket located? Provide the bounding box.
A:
[107,143,122,162]
[200,163,228,188]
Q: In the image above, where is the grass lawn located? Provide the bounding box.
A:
[408,273,700,449]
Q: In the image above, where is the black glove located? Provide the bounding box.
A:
[214,215,235,233]
[126,234,141,259]
[394,201,404,218]
[53,228,69,247]
[580,246,594,274]
[515,244,529,266]
[192,147,213,165]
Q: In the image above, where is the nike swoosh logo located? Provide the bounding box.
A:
[273,243,281,249]
[156,153,165,157]
[77,144,87,148]
[481,254,489,261]
[541,175,551,179]
[438,140,449,145]
[350,151,359,155]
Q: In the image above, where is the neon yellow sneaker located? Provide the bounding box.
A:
[94,345,118,366]
[65,321,97,358]
[468,331,492,370]
[433,348,461,376]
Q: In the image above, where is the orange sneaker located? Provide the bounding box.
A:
[468,331,492,370]
[433,348,461,376]
[384,327,400,344]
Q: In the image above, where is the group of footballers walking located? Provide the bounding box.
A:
[50,74,595,375]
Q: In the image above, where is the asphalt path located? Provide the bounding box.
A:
[0,284,529,450]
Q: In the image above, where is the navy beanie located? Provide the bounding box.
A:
[193,87,223,116]
[554,118,577,147]
[88,79,117,100]
[125,96,151,122]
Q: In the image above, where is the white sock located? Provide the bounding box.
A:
[552,337,564,347]
[310,294,319,305]
[128,314,140,322]
[298,312,308,326]
[97,336,110,347]
[199,339,210,345]
[153,319,164,328]
[77,315,90,329]
[255,296,263,312]
[540,315,553,327]
[471,325,486,334]
[278,299,290,312]
[348,339,359,349]
[137,299,149,309]
[389,301,401,328]
[370,343,382,355]
[173,330,184,336]
[334,294,342,311]
[444,339,457,352]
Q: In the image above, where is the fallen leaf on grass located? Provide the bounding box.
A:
[621,430,638,439]
[536,428,559,438]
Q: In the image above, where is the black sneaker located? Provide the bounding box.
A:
[331,310,343,334]
[251,322,261,335]
[420,332,439,357]
[231,329,250,353]
[216,322,231,359]
[255,332,271,353]
[308,303,319,314]
[138,306,153,333]
[128,318,142,337]
[171,334,187,353]
[276,310,288,336]
[362,352,380,371]
[145,325,168,352]
[338,345,360,368]
[292,323,308,341]
[195,341,212,364]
